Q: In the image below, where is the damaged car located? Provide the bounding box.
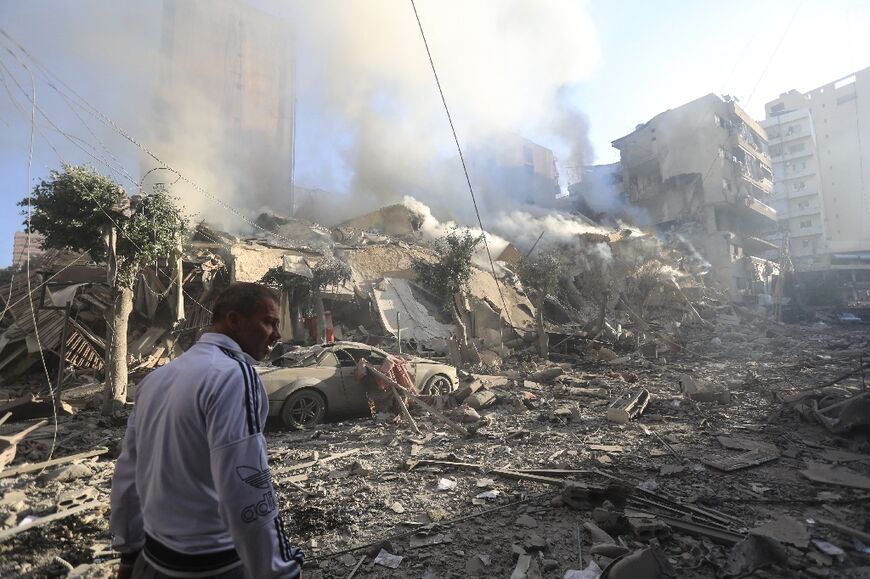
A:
[257,341,458,428]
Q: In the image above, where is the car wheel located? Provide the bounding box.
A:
[280,389,327,429]
[422,373,453,395]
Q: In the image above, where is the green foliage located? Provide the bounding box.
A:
[413,230,482,306]
[260,256,351,317]
[518,251,561,298]
[260,265,310,292]
[312,256,352,291]
[20,164,187,288]
[21,164,125,263]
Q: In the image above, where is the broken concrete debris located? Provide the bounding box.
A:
[606,388,650,424]
[3,203,870,577]
[702,437,781,472]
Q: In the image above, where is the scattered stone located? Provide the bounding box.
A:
[389,501,405,514]
[751,516,810,549]
[524,533,547,551]
[465,554,490,576]
[0,491,26,511]
[41,463,94,482]
[338,554,357,567]
[373,548,403,569]
[813,539,845,557]
[466,390,497,410]
[515,514,538,528]
[436,478,457,491]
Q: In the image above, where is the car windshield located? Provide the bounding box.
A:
[277,347,322,368]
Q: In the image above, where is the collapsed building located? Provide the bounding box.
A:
[575,94,780,305]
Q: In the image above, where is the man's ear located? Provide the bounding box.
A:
[225,310,240,329]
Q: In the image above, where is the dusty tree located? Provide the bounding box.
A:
[260,265,310,342]
[22,164,186,415]
[518,251,561,358]
[311,257,351,342]
[413,230,482,364]
[261,256,351,343]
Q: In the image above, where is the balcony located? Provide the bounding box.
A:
[737,170,774,196]
[788,203,822,218]
[791,220,824,237]
[743,235,779,257]
[731,132,771,165]
[742,195,777,222]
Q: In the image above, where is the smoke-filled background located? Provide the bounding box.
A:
[0,0,602,250]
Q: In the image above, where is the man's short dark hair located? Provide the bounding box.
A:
[211,283,280,323]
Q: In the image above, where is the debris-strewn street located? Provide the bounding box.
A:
[2,318,870,578]
[4,3,870,578]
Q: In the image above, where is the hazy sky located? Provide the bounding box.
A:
[1,0,870,267]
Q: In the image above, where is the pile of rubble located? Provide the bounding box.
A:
[0,316,869,577]
[1,202,869,577]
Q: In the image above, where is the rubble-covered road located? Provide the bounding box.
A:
[2,320,870,578]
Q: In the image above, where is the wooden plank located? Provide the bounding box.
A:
[285,448,361,472]
[0,501,105,542]
[0,447,108,479]
[364,364,469,437]
[491,469,571,486]
[407,459,482,470]
[390,386,421,436]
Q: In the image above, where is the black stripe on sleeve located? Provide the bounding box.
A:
[246,363,262,432]
[274,518,289,562]
[239,361,256,435]
[217,347,257,435]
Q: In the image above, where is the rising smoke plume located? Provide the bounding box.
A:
[1,0,602,244]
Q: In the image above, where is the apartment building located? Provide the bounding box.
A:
[761,104,825,268]
[612,93,779,301]
[11,231,45,268]
[764,67,870,304]
[467,134,562,212]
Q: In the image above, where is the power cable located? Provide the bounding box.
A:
[742,0,803,110]
[0,28,303,250]
[19,59,60,471]
[408,0,515,329]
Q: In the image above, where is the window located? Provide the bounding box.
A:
[335,350,356,368]
[837,93,857,105]
[793,181,806,191]
[769,144,783,156]
[799,218,812,229]
[771,103,785,114]
[523,146,534,164]
[797,199,810,209]
[802,239,811,248]
[318,351,340,368]
[788,143,805,153]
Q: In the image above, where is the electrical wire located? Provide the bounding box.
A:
[19,60,60,471]
[0,28,303,250]
[408,0,515,329]
[742,0,803,110]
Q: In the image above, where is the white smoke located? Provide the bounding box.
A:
[1,0,604,237]
[403,196,617,268]
[277,0,601,224]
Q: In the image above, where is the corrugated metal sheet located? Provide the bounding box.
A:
[0,273,65,352]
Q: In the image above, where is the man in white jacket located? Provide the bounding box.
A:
[110,283,304,578]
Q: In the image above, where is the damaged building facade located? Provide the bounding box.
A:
[611,93,779,302]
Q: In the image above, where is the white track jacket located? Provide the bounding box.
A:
[110,333,303,578]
